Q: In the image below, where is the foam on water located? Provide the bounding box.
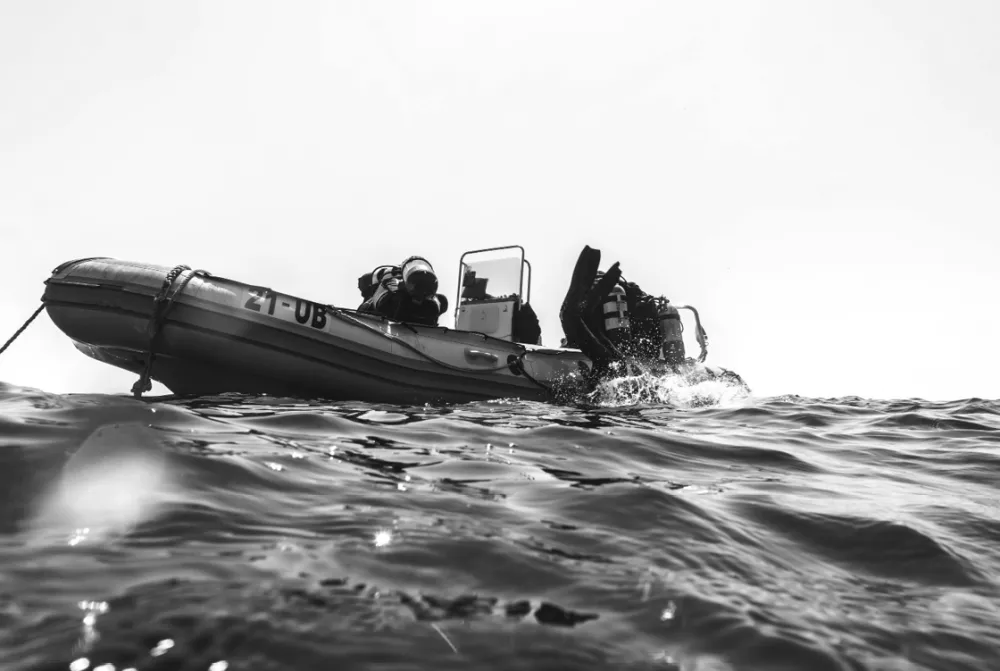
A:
[587,364,752,408]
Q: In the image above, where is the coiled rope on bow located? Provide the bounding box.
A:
[131,265,200,398]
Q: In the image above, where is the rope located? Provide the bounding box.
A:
[514,360,555,396]
[328,308,516,373]
[131,265,193,398]
[0,304,45,358]
[326,307,554,395]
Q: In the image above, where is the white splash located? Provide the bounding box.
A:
[587,362,752,408]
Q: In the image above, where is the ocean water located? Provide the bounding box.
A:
[1,376,999,671]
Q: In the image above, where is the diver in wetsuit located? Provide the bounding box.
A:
[559,245,702,380]
[357,256,449,326]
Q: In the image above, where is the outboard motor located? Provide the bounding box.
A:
[658,300,686,365]
[601,284,631,349]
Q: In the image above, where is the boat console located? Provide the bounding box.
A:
[453,245,541,345]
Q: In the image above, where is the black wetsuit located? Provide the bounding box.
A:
[358,280,447,326]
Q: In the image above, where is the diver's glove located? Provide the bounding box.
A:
[429,293,448,315]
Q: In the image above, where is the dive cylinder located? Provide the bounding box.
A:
[602,284,631,347]
[658,301,686,365]
[400,256,438,300]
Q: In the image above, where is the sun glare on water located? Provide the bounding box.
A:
[374,529,393,548]
[29,422,177,547]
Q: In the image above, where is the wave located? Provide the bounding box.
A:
[0,381,998,670]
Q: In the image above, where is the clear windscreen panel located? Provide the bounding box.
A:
[458,247,525,305]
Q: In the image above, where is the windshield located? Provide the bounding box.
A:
[458,247,524,304]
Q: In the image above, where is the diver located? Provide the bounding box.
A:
[356,256,449,326]
[559,245,706,377]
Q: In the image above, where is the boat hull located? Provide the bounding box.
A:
[42,259,592,404]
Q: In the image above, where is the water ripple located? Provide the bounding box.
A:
[0,383,998,670]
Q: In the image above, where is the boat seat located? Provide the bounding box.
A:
[512,302,542,345]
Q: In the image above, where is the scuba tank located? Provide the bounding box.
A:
[601,283,631,348]
[658,300,686,365]
[360,257,447,324]
[365,258,438,303]
[399,256,447,317]
[399,256,438,301]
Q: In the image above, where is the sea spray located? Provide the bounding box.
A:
[587,361,753,408]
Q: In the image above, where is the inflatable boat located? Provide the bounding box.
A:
[41,246,744,404]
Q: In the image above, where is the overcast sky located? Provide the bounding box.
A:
[1,0,997,401]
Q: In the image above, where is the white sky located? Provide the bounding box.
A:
[1,0,997,401]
